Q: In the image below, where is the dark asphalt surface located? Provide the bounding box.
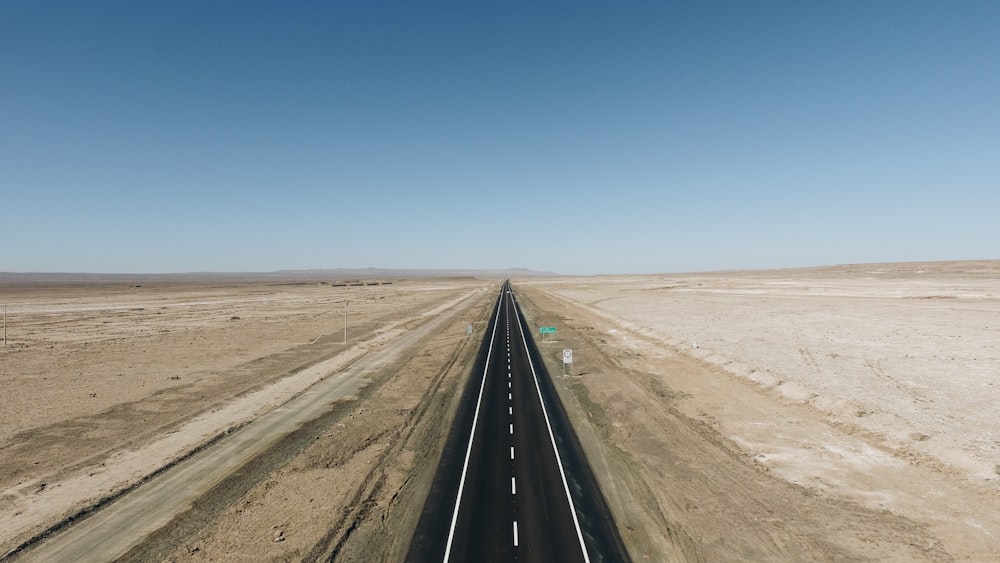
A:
[407,282,630,562]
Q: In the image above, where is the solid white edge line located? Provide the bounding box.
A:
[510,289,592,563]
[442,285,505,563]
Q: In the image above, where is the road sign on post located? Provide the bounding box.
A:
[539,326,556,341]
[562,349,573,376]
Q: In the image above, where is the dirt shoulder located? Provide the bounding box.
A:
[0,279,490,557]
[514,283,971,562]
[139,286,497,562]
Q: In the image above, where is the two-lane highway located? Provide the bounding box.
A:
[408,282,629,562]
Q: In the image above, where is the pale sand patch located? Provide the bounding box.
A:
[528,263,1000,484]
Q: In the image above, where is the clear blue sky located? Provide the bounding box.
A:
[3,1,998,274]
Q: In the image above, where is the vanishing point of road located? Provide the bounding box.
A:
[408,281,630,562]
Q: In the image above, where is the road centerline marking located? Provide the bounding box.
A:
[442,287,504,562]
[510,290,593,563]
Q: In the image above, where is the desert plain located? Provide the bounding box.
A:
[2,261,999,561]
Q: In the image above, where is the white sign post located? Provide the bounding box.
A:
[562,349,572,375]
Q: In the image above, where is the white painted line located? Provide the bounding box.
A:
[511,476,516,495]
[509,406,512,415]
[508,381,511,388]
[443,288,504,563]
[510,292,592,563]
[508,392,512,400]
[509,423,513,434]
[511,446,515,460]
[513,521,519,546]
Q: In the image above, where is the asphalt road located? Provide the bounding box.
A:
[408,282,630,562]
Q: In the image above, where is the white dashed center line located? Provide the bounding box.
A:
[510,447,515,460]
[511,476,517,495]
[513,521,519,547]
[509,423,513,434]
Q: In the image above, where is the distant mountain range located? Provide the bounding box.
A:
[0,267,559,284]
[274,267,558,279]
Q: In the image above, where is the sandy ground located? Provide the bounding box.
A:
[0,278,494,558]
[4,261,999,561]
[516,260,1000,561]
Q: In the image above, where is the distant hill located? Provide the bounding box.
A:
[0,267,559,285]
[273,267,558,279]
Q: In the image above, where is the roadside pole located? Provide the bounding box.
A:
[344,301,349,344]
[3,303,6,346]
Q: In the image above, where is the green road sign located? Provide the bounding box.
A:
[539,327,557,334]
